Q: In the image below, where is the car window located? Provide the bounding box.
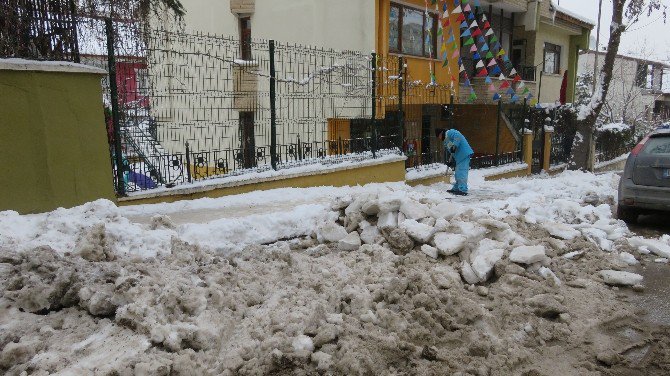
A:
[643,137,670,155]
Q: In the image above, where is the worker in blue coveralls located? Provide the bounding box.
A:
[436,128,474,196]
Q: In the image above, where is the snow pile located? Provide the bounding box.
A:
[1,171,667,374]
[598,122,631,133]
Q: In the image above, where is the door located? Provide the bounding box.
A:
[633,134,670,188]
[421,115,432,165]
[239,112,256,168]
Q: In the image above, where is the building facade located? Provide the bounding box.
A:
[578,50,670,125]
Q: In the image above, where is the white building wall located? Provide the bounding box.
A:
[578,51,658,124]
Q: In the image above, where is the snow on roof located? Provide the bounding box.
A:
[582,49,670,69]
[550,1,596,26]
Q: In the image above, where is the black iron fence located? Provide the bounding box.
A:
[0,0,79,61]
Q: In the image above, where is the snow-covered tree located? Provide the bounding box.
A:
[569,0,667,171]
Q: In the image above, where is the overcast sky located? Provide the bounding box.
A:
[557,0,669,62]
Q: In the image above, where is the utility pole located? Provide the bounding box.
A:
[592,0,603,92]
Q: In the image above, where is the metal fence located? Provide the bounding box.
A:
[0,0,79,61]
[81,20,528,194]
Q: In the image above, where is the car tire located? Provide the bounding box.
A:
[617,205,638,224]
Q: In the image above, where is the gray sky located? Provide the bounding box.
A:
[557,0,669,62]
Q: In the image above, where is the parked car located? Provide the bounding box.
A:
[617,128,670,222]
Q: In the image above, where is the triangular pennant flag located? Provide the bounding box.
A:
[510,68,518,77]
[440,43,447,53]
[470,44,478,52]
[530,98,538,106]
[488,83,496,92]
[468,12,475,20]
[483,21,491,29]
[464,78,471,87]
[475,60,484,69]
[491,65,501,75]
[473,52,481,60]
[506,87,515,95]
[452,49,459,58]
[478,36,486,44]
[497,48,506,57]
[485,75,492,84]
[452,5,462,13]
[460,21,468,29]
[464,37,475,46]
[451,75,457,82]
[472,28,482,37]
[485,51,494,59]
[476,68,488,77]
[469,20,478,29]
[442,51,447,60]
[513,75,522,83]
[442,59,449,67]
[443,18,451,28]
[458,57,463,65]
[503,55,510,62]
[468,92,477,103]
[474,0,481,7]
[499,73,505,80]
[443,2,448,11]
[481,43,489,52]
[459,64,465,73]
[517,81,526,89]
[485,29,494,37]
[454,0,459,5]
[437,27,443,37]
[447,34,455,43]
[493,93,501,101]
[481,14,488,22]
[464,3,472,12]
[457,13,466,22]
[500,80,510,89]
[522,87,530,95]
[487,59,497,67]
[511,94,520,103]
[462,29,471,37]
[451,41,459,50]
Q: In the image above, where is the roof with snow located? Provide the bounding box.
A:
[550,1,596,27]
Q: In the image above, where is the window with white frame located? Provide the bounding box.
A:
[543,43,561,74]
[389,2,437,58]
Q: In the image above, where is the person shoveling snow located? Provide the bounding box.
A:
[437,128,474,196]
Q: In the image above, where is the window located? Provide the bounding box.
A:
[239,17,251,60]
[635,63,649,88]
[642,137,670,155]
[389,3,437,58]
[543,43,561,74]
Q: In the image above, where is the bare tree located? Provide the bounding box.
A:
[568,0,667,171]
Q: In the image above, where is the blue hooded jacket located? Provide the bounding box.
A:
[445,129,474,163]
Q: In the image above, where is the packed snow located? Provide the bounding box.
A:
[1,171,669,374]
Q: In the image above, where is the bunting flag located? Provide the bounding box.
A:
[509,67,517,77]
[490,35,498,43]
[468,91,477,103]
[485,29,494,37]
[457,13,465,22]
[447,34,455,43]
[469,20,478,28]
[511,94,520,103]
[517,81,526,89]
[460,21,468,29]
[500,80,510,89]
[485,51,494,59]
[490,65,501,75]
[506,87,515,95]
[463,3,471,12]
[481,43,489,52]
[473,52,481,60]
[470,44,477,52]
[475,60,484,69]
[464,37,474,46]
[497,48,506,57]
[492,93,501,101]
[484,75,492,84]
[513,75,522,83]
[462,29,471,37]
[452,5,462,13]
[487,59,497,67]
[472,28,482,37]
[476,68,488,77]
[483,21,491,29]
[488,83,496,92]
[452,49,459,58]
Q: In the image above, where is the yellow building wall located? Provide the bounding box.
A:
[376,0,460,102]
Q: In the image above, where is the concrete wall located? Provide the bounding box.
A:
[0,60,116,214]
[181,0,375,52]
[534,23,571,103]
